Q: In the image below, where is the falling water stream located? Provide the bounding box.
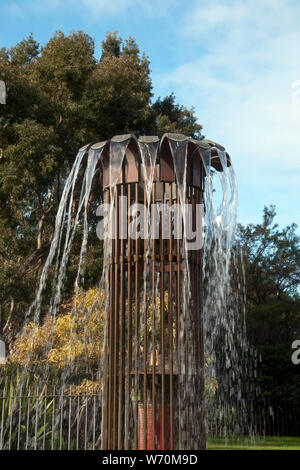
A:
[203,149,258,442]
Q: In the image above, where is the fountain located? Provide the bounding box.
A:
[84,133,232,450]
[1,132,252,451]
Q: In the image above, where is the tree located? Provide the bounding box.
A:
[84,33,153,138]
[238,206,300,421]
[238,205,300,306]
[9,288,105,372]
[152,92,203,138]
[9,33,40,65]
[100,31,122,58]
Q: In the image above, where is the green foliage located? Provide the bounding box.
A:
[9,33,40,66]
[257,345,300,405]
[238,206,300,416]
[84,44,152,137]
[0,47,9,63]
[152,92,203,138]
[247,296,300,347]
[238,205,300,305]
[100,31,122,58]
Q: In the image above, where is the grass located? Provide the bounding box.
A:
[207,436,300,450]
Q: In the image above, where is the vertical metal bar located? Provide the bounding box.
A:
[195,188,200,443]
[51,386,55,450]
[113,185,119,449]
[118,183,125,449]
[0,388,5,450]
[151,182,156,450]
[174,253,178,449]
[26,387,31,450]
[143,183,147,450]
[160,182,165,449]
[76,393,80,450]
[43,386,47,450]
[68,391,71,450]
[168,182,174,449]
[59,386,63,450]
[189,187,195,446]
[176,188,182,448]
[8,387,13,450]
[195,185,201,446]
[134,181,139,450]
[93,392,96,450]
[125,183,131,449]
[108,188,114,450]
[101,188,110,450]
[184,183,190,450]
[192,187,198,445]
[34,385,39,450]
[85,388,88,450]
[199,185,205,448]
[17,388,22,450]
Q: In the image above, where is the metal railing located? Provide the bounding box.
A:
[0,387,102,450]
[0,386,298,449]
[206,402,300,438]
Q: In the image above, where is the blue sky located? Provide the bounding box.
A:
[1,0,299,230]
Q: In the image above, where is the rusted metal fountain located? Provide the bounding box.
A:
[87,133,231,450]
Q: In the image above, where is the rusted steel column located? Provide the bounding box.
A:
[99,134,229,450]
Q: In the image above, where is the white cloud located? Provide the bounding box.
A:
[183,2,248,33]
[155,0,300,226]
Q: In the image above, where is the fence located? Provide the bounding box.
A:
[0,386,299,449]
[0,387,102,450]
[206,401,300,438]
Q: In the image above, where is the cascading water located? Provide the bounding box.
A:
[203,148,258,441]
[1,133,259,450]
[168,138,200,447]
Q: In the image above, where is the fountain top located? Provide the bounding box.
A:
[79,133,231,189]
[80,133,230,166]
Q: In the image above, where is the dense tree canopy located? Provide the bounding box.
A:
[238,206,300,306]
[238,207,300,416]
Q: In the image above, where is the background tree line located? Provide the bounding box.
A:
[238,206,300,427]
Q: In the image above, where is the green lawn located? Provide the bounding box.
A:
[207,436,300,450]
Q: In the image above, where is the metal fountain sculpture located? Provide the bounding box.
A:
[76,133,231,450]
